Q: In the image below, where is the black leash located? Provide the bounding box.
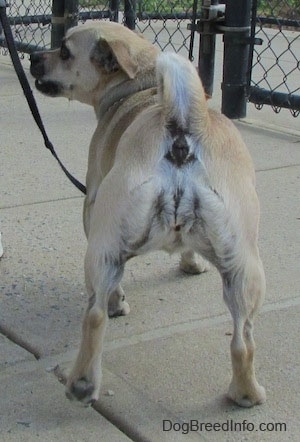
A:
[0,3,86,195]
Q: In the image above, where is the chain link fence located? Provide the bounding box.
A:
[250,0,300,116]
[134,1,196,54]
[0,1,299,116]
[0,0,52,55]
[0,1,114,54]
[0,1,199,55]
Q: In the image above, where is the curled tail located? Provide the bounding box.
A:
[156,52,209,166]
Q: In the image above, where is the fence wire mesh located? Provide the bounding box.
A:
[0,1,299,116]
[251,0,300,116]
[0,1,112,55]
[78,1,112,21]
[134,1,196,54]
[0,1,197,55]
[0,1,52,56]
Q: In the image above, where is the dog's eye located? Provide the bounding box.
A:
[60,45,71,61]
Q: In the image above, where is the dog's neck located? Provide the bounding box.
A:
[94,71,157,119]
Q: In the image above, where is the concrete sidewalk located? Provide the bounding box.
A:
[1,45,300,442]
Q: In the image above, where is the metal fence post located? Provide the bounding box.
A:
[124,0,136,30]
[109,0,119,22]
[221,0,251,118]
[51,0,65,48]
[51,1,78,49]
[198,0,218,98]
[65,0,78,32]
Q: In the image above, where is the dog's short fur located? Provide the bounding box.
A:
[30,22,266,408]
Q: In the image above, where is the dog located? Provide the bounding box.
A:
[30,21,266,408]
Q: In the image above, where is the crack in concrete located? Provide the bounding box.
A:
[0,194,83,211]
[2,295,299,363]
[0,322,41,360]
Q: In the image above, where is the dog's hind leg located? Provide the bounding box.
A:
[222,252,266,407]
[179,250,210,274]
[66,246,125,404]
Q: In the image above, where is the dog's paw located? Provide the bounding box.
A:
[66,377,99,405]
[227,381,266,408]
[179,255,210,274]
[108,299,130,317]
[108,288,130,317]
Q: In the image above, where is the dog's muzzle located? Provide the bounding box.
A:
[30,51,63,96]
[30,51,46,78]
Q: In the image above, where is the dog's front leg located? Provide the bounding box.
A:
[83,195,93,239]
[83,196,130,318]
[108,285,130,317]
[66,248,125,405]
[179,250,210,274]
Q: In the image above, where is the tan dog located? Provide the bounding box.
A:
[30,21,266,408]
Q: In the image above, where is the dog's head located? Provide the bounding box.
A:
[30,22,157,105]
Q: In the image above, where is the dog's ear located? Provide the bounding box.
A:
[91,38,138,79]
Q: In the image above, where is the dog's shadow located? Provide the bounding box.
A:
[123,254,214,292]
[186,393,263,422]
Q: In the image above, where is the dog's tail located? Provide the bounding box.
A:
[156,52,209,140]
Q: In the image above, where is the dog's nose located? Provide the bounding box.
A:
[30,52,45,78]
